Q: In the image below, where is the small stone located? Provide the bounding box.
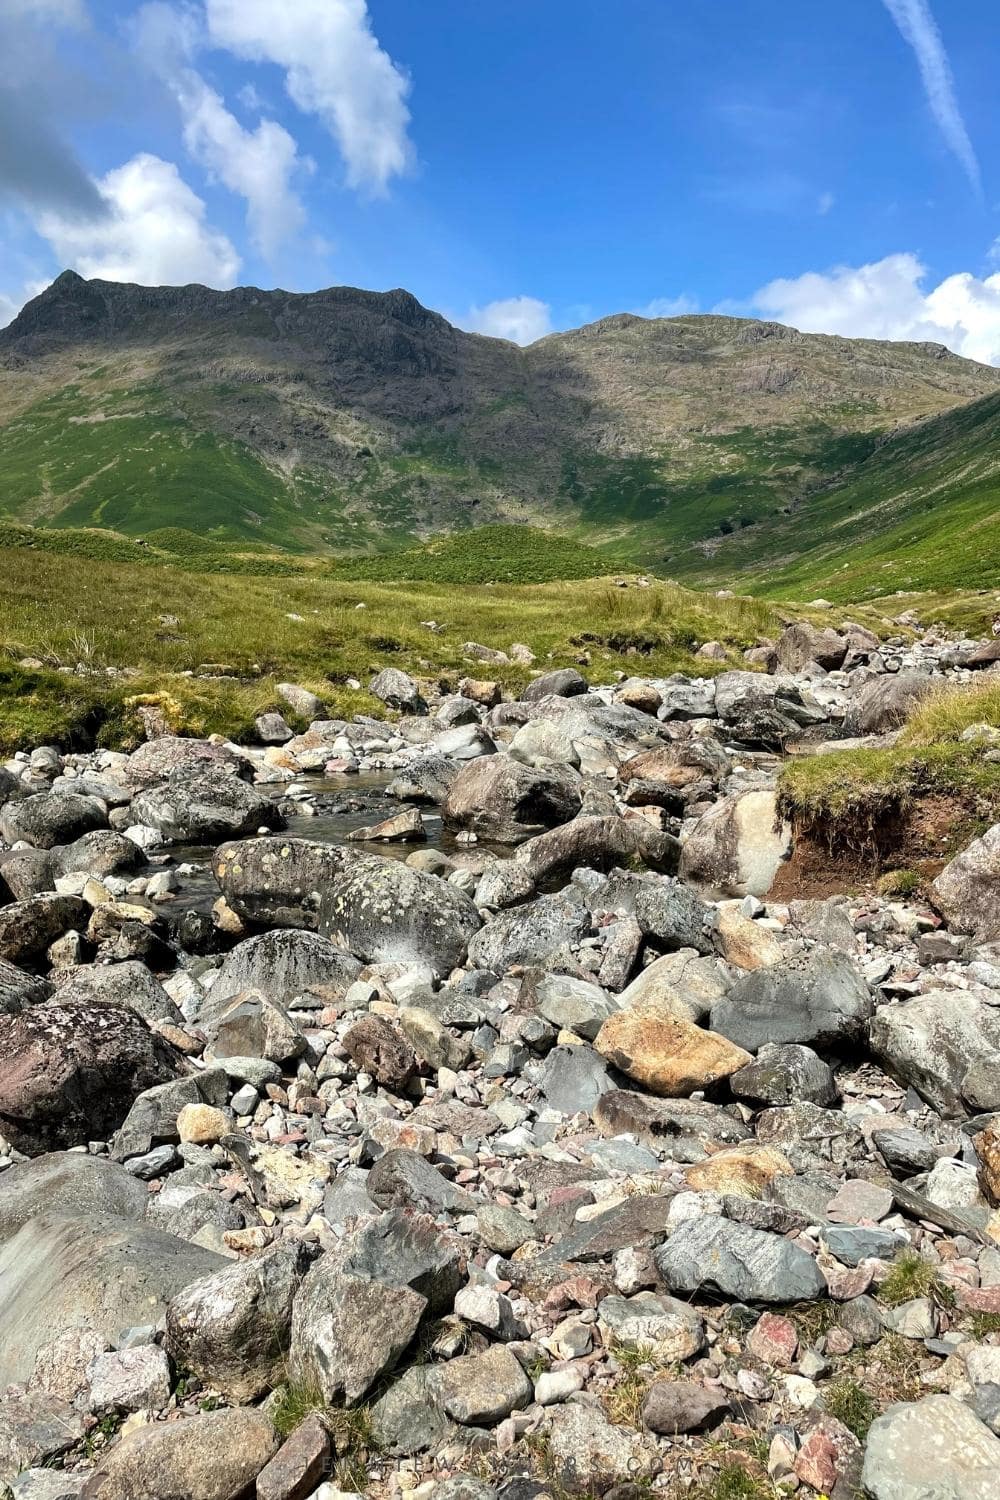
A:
[255,1412,330,1500]
[435,1345,532,1425]
[747,1312,798,1368]
[641,1379,731,1434]
[87,1345,172,1414]
[175,1103,229,1144]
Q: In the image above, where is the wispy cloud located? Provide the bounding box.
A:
[882,0,982,195]
[459,296,553,345]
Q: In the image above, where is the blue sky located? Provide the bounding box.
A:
[4,0,1000,358]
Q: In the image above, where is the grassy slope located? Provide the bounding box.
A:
[683,392,1000,600]
[0,528,802,753]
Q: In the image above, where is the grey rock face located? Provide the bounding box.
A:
[125,735,249,788]
[435,1345,532,1425]
[367,1150,474,1214]
[641,1379,731,1434]
[78,1406,278,1500]
[0,792,107,850]
[443,756,581,843]
[538,1044,616,1115]
[132,766,284,844]
[0,894,88,967]
[522,668,588,702]
[467,889,588,972]
[370,668,426,713]
[518,814,680,885]
[166,1243,305,1401]
[861,1394,1000,1500]
[933,823,1000,942]
[869,989,1000,1114]
[212,835,356,928]
[730,1043,839,1106]
[52,960,181,1028]
[655,1214,826,1302]
[679,787,792,899]
[710,948,872,1052]
[318,855,481,978]
[0,1212,225,1388]
[204,928,362,1015]
[0,999,181,1155]
[56,830,145,878]
[113,1070,230,1159]
[0,1153,147,1245]
[0,957,52,1016]
[844,670,933,735]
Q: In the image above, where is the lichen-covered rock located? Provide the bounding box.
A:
[443,755,581,843]
[79,1407,278,1500]
[319,855,481,978]
[212,836,356,929]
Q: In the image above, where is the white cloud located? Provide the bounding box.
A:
[6,0,86,18]
[461,297,553,345]
[817,191,835,215]
[753,251,1000,365]
[134,2,310,260]
[36,152,241,287]
[0,290,22,329]
[205,0,413,193]
[882,0,981,194]
[635,295,699,319]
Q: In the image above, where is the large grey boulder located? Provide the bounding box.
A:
[204,929,362,1016]
[0,1153,147,1245]
[442,756,581,843]
[467,889,588,972]
[655,1214,825,1302]
[166,1244,305,1401]
[869,990,1000,1115]
[0,957,51,1016]
[0,1000,182,1155]
[52,961,182,1028]
[522,668,588,702]
[714,672,826,748]
[212,835,356,929]
[0,1212,225,1387]
[933,824,1000,942]
[56,830,145,878]
[775,622,847,673]
[710,948,872,1052]
[861,1394,1000,1500]
[679,787,792,898]
[125,735,249,788]
[132,767,283,844]
[0,792,107,850]
[370,668,426,714]
[318,856,481,978]
[844,670,933,735]
[79,1407,277,1500]
[517,815,679,885]
[0,895,88,967]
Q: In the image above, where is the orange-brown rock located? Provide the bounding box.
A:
[594,1011,750,1097]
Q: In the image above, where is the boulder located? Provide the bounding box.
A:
[370,668,426,714]
[679,787,792,898]
[844,671,934,735]
[79,1407,277,1500]
[468,889,588,972]
[166,1244,305,1401]
[655,1214,825,1302]
[730,1043,838,1107]
[0,1000,181,1154]
[933,824,1000,942]
[594,1012,751,1096]
[203,928,362,1015]
[714,672,825,748]
[0,847,58,901]
[0,792,107,850]
[517,815,679,885]
[435,1345,532,1425]
[869,990,1000,1115]
[132,767,284,844]
[710,949,872,1052]
[0,1153,147,1244]
[56,831,145,878]
[861,1394,1000,1500]
[0,895,88,967]
[0,957,52,1016]
[522,668,588,702]
[52,961,181,1028]
[212,835,355,929]
[442,756,581,843]
[597,1291,704,1361]
[642,1379,731,1434]
[125,735,249,787]
[343,1015,416,1089]
[775,622,847,673]
[318,856,481,978]
[276,682,324,719]
[0,1212,225,1387]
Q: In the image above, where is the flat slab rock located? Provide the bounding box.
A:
[655,1213,826,1303]
[862,1394,1000,1500]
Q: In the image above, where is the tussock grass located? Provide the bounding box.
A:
[901,678,1000,744]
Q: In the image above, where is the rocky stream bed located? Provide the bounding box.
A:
[2,620,1000,1499]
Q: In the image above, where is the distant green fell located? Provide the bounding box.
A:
[334,525,618,583]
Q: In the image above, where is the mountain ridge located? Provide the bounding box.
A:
[1,271,998,574]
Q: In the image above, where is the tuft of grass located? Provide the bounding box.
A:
[901,679,1000,745]
[967,1311,1000,1339]
[878,1252,953,1309]
[271,1380,328,1439]
[876,869,923,898]
[823,1378,878,1440]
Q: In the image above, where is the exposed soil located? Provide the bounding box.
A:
[769,793,975,900]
